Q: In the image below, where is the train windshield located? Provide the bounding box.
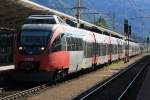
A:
[26,18,57,24]
[20,30,51,46]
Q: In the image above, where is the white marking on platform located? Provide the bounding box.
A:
[0,65,14,71]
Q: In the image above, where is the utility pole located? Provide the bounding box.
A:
[66,0,87,28]
[76,0,81,28]
[112,14,116,31]
[69,0,87,27]
[146,36,149,53]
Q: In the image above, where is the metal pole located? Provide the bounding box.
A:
[76,0,80,28]
[112,14,115,31]
[127,33,129,62]
[124,19,129,63]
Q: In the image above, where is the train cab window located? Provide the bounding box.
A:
[51,36,61,52]
[51,34,67,52]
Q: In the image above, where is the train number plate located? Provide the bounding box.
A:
[24,58,34,61]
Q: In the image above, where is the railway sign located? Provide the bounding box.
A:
[124,19,128,35]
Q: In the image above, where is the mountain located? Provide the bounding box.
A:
[31,0,79,13]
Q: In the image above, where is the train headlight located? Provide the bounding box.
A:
[19,46,23,50]
[41,47,45,51]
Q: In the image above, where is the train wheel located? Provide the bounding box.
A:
[62,69,68,78]
[90,64,96,71]
[53,70,61,82]
[53,69,68,81]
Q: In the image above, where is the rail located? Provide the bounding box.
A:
[75,56,150,100]
[0,84,46,100]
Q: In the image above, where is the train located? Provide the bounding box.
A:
[11,15,142,81]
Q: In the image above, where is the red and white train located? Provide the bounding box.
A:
[13,15,141,81]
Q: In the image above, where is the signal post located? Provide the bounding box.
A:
[124,19,131,63]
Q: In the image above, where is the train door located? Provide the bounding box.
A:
[92,33,97,67]
[108,35,112,63]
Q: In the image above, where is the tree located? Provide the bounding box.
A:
[95,17,107,28]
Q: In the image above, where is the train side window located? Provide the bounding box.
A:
[114,45,116,54]
[101,43,106,56]
[66,37,69,50]
[116,45,118,54]
[102,44,103,56]
[76,38,79,50]
[85,42,91,58]
[105,44,107,56]
[90,42,92,57]
[113,45,115,54]
[74,38,77,50]
[79,38,83,50]
[86,42,88,57]
[89,42,91,57]
[90,42,93,57]
[98,43,100,55]
[70,37,74,51]
[78,38,82,51]
[115,45,117,54]
[84,41,88,57]
[77,38,79,50]
[61,36,67,51]
[99,43,101,56]
[69,37,73,51]
[83,41,86,57]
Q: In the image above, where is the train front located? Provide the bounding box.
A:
[13,23,55,81]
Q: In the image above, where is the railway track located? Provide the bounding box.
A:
[0,84,46,100]
[0,63,100,100]
[74,55,150,100]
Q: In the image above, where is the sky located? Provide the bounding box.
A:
[31,0,150,41]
